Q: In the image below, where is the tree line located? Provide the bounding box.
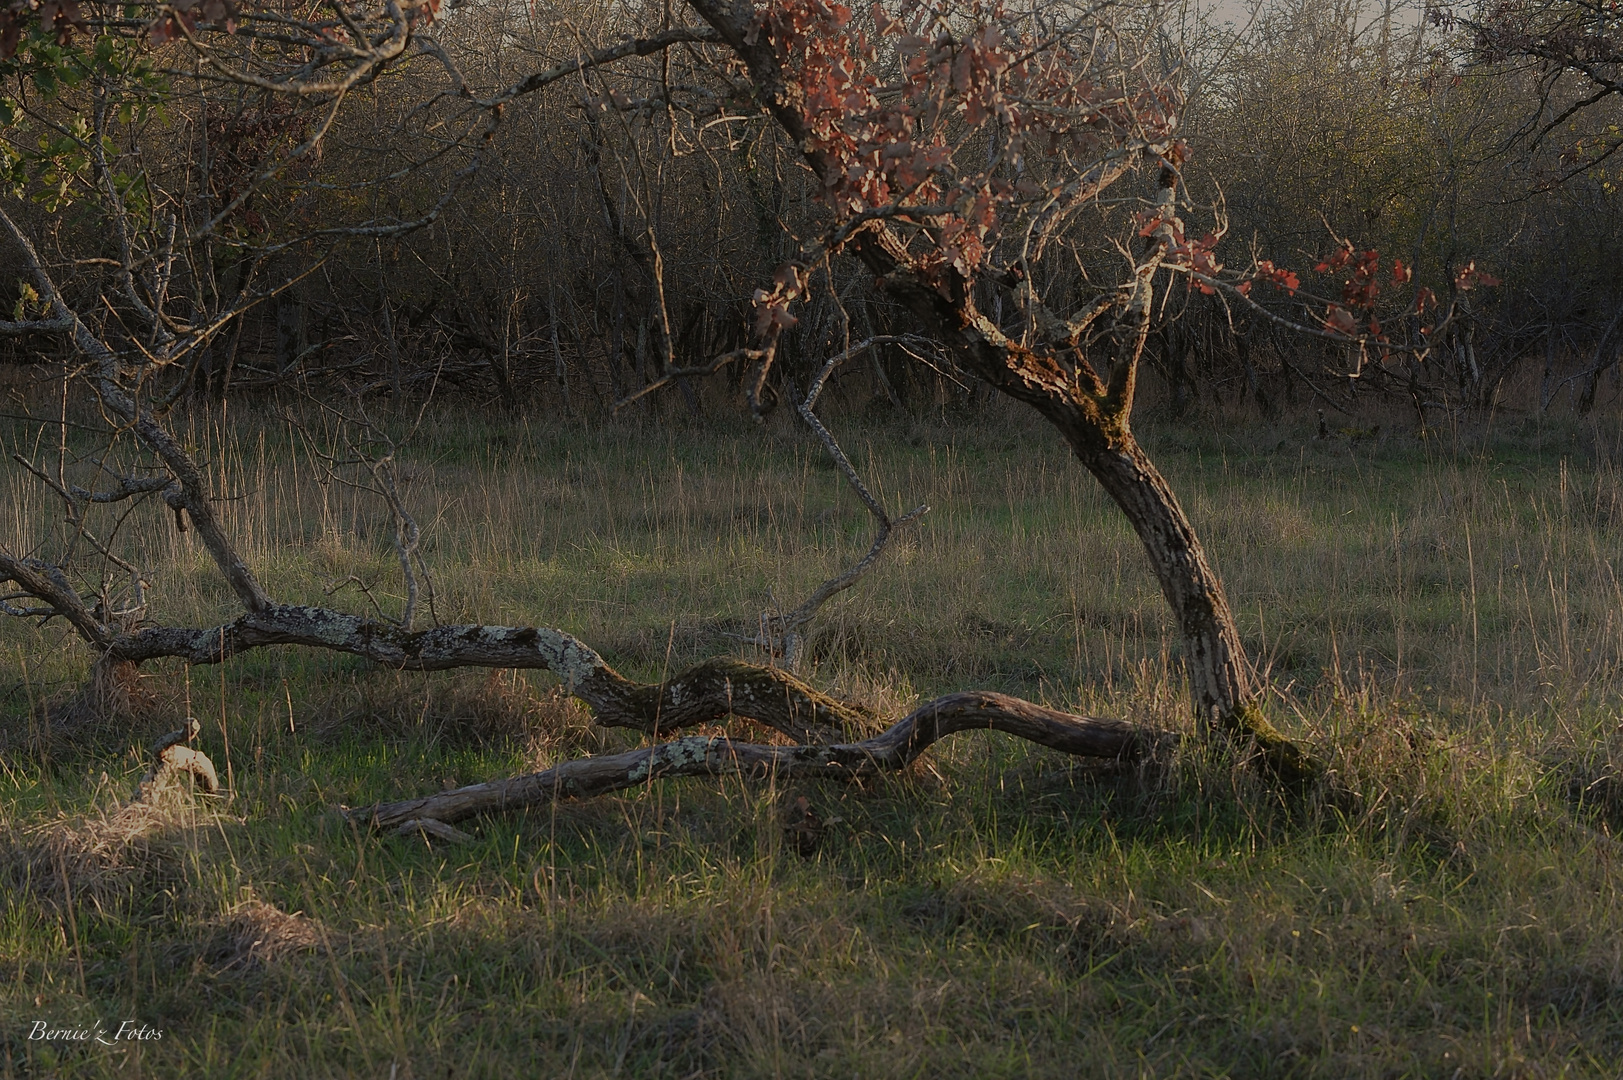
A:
[0,0,1616,423]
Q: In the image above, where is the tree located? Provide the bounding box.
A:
[1456,0,1623,184]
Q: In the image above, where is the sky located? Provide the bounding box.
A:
[1199,0,1426,30]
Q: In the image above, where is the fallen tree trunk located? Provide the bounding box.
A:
[351,690,1172,832]
[7,542,1184,832]
[94,605,1174,834]
[105,606,866,745]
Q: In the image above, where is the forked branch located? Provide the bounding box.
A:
[759,335,933,665]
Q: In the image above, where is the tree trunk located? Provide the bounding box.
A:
[1578,302,1623,415]
[1067,432,1318,782]
[825,228,1310,772]
[1076,436,1249,725]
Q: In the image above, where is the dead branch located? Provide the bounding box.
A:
[734,335,936,665]
[394,818,473,844]
[89,608,864,744]
[484,27,721,106]
[351,691,1169,831]
[0,550,109,645]
[281,395,437,630]
[612,347,770,409]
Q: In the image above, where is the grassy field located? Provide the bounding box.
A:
[3,398,1623,1078]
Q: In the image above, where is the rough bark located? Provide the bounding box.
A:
[353,690,1167,831]
[1071,440,1319,782]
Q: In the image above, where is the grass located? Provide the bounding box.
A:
[2,392,1623,1077]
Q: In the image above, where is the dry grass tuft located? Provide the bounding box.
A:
[516,683,611,768]
[1,793,190,908]
[47,657,155,735]
[0,656,166,764]
[199,899,324,973]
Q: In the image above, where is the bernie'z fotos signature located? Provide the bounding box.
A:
[27,1020,164,1046]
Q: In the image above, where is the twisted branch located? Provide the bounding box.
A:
[352,691,1169,832]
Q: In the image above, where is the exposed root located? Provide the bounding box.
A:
[1228,704,1320,785]
[593,656,870,743]
[352,690,1172,831]
[42,602,1332,824]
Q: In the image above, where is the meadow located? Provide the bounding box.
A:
[2,399,1622,1078]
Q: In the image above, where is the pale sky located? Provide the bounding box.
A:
[1199,0,1426,29]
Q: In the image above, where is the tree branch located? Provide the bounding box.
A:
[351,690,1169,831]
[106,605,866,744]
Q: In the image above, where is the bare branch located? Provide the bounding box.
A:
[484,27,721,106]
[0,550,108,646]
[0,205,273,613]
[612,348,769,410]
[103,606,865,745]
[352,691,1167,831]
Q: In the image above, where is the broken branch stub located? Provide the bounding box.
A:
[131,718,220,803]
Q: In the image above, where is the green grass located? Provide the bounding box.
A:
[3,399,1623,1077]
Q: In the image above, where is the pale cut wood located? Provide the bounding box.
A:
[131,719,221,802]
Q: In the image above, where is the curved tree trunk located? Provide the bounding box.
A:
[1577,302,1623,415]
[1076,437,1250,723]
[847,243,1309,774]
[1068,434,1318,782]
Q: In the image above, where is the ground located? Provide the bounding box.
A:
[2,402,1621,1078]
